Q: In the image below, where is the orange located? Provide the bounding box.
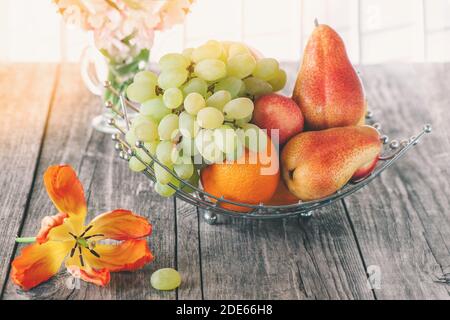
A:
[200,139,280,213]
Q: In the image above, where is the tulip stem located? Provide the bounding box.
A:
[15,237,36,243]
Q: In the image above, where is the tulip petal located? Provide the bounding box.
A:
[44,165,87,229]
[65,253,110,287]
[36,212,70,244]
[66,265,110,287]
[84,239,153,272]
[86,209,152,241]
[11,241,72,291]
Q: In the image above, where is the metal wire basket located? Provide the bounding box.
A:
[104,82,432,224]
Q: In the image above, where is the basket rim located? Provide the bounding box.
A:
[125,124,430,217]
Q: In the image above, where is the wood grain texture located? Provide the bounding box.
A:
[343,64,450,299]
[175,199,203,299]
[0,64,58,294]
[2,64,177,299]
[199,205,374,300]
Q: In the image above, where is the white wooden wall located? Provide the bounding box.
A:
[0,0,449,64]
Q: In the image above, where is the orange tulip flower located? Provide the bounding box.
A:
[11,165,153,290]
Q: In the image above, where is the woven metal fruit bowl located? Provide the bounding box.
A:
[104,82,431,224]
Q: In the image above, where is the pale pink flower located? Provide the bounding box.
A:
[53,0,194,60]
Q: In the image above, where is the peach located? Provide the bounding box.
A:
[253,94,304,145]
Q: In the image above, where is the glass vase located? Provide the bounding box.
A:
[80,45,149,134]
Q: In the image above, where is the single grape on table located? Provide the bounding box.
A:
[151,268,181,291]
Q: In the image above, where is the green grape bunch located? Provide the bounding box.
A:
[123,40,287,197]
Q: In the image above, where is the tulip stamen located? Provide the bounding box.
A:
[89,249,100,258]
[80,225,93,237]
[78,246,84,267]
[68,226,103,264]
[70,244,77,258]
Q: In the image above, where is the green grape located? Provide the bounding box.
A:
[182,48,194,60]
[163,87,183,109]
[252,58,279,81]
[196,107,224,129]
[128,146,153,172]
[174,162,194,179]
[228,43,250,58]
[151,268,181,291]
[243,77,273,97]
[195,129,224,163]
[206,90,231,111]
[225,135,244,161]
[136,147,152,164]
[140,97,171,121]
[180,137,198,156]
[158,114,179,141]
[168,175,181,188]
[159,53,190,70]
[181,169,199,193]
[125,130,137,146]
[132,114,152,125]
[132,117,159,142]
[194,59,227,82]
[156,140,174,165]
[191,41,222,63]
[157,67,188,89]
[179,111,200,138]
[170,144,182,164]
[240,123,268,153]
[227,53,256,79]
[184,92,206,115]
[142,141,158,156]
[172,150,192,164]
[126,81,156,103]
[268,69,287,92]
[133,70,158,84]
[235,114,252,127]
[129,157,146,172]
[213,125,238,154]
[154,182,176,197]
[214,77,244,98]
[128,157,144,172]
[238,80,247,96]
[154,163,174,185]
[223,97,254,120]
[182,78,208,97]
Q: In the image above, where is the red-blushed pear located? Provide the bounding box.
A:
[253,94,304,145]
[292,22,366,130]
[351,155,379,181]
[281,126,381,201]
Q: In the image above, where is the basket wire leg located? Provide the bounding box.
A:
[300,211,313,219]
[202,210,218,225]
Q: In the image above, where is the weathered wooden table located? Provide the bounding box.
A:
[0,63,448,300]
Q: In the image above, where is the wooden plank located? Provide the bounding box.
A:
[199,204,374,299]
[343,63,450,299]
[0,63,58,294]
[175,199,202,299]
[2,64,177,299]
